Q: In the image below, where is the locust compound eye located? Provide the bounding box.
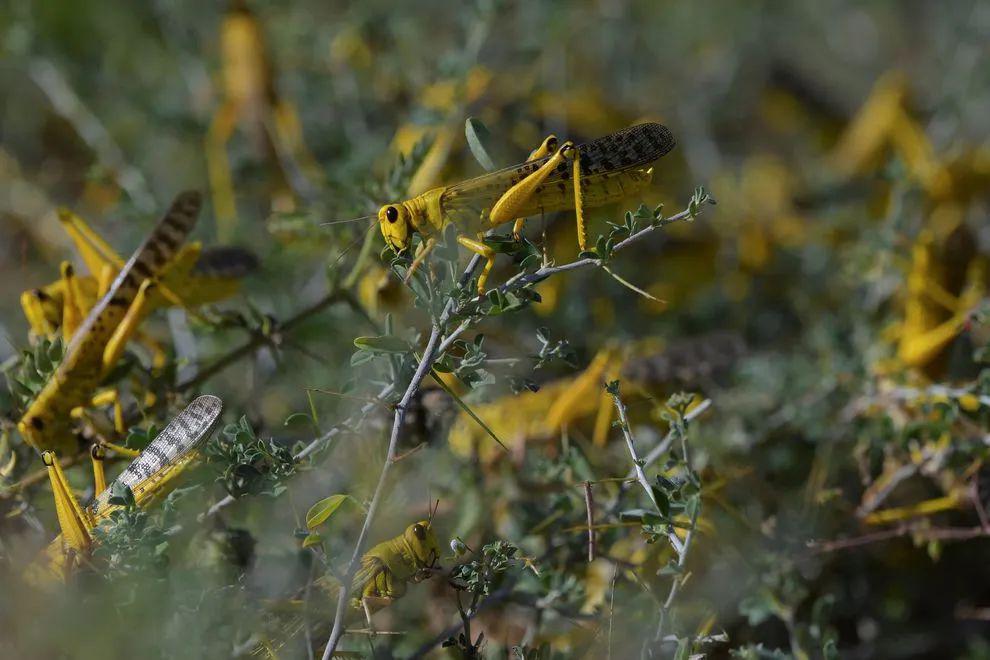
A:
[413,523,427,540]
[385,206,399,223]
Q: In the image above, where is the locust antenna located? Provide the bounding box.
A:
[320,214,375,227]
[325,221,377,274]
[428,498,440,526]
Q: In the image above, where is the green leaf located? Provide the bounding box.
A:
[305,494,351,529]
[465,117,497,172]
[302,532,324,548]
[429,368,508,452]
[652,486,671,517]
[283,412,314,427]
[353,335,412,354]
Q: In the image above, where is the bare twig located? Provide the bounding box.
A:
[179,291,347,392]
[321,324,448,657]
[808,523,990,554]
[584,481,596,562]
[652,405,701,652]
[634,399,712,479]
[610,387,662,512]
[491,208,697,300]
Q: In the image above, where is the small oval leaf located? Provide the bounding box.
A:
[465,117,497,172]
[306,494,350,529]
[302,532,324,548]
[353,335,412,354]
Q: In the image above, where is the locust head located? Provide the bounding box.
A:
[378,203,412,253]
[403,519,441,570]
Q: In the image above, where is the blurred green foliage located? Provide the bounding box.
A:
[1,1,990,659]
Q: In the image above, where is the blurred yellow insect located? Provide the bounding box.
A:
[251,513,442,655]
[377,122,676,293]
[208,0,321,239]
[448,333,740,462]
[833,73,989,376]
[29,395,223,584]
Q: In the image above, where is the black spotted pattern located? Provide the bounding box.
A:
[90,395,222,514]
[442,123,674,215]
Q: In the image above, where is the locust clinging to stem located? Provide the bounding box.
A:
[375,122,676,293]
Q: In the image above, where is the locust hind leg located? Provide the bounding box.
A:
[42,451,94,556]
[565,144,589,252]
[509,135,559,240]
[59,262,87,342]
[489,141,572,233]
[457,235,496,295]
[102,279,157,373]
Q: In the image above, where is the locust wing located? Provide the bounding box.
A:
[441,122,675,221]
[90,394,223,515]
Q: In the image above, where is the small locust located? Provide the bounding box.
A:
[353,506,442,626]
[30,394,223,583]
[251,512,442,654]
[377,122,675,292]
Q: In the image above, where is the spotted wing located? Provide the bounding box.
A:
[441,122,675,217]
[90,394,223,515]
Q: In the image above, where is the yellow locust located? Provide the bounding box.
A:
[18,192,205,454]
[254,516,441,654]
[832,73,989,375]
[29,395,223,584]
[377,122,675,293]
[353,516,441,624]
[21,202,255,357]
[448,333,740,462]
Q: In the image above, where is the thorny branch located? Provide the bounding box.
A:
[490,207,698,300]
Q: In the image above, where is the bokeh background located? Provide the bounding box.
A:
[1,1,989,658]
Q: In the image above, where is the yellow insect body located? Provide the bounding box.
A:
[20,207,254,345]
[208,0,321,237]
[378,123,675,292]
[449,333,741,461]
[353,520,441,619]
[18,192,202,453]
